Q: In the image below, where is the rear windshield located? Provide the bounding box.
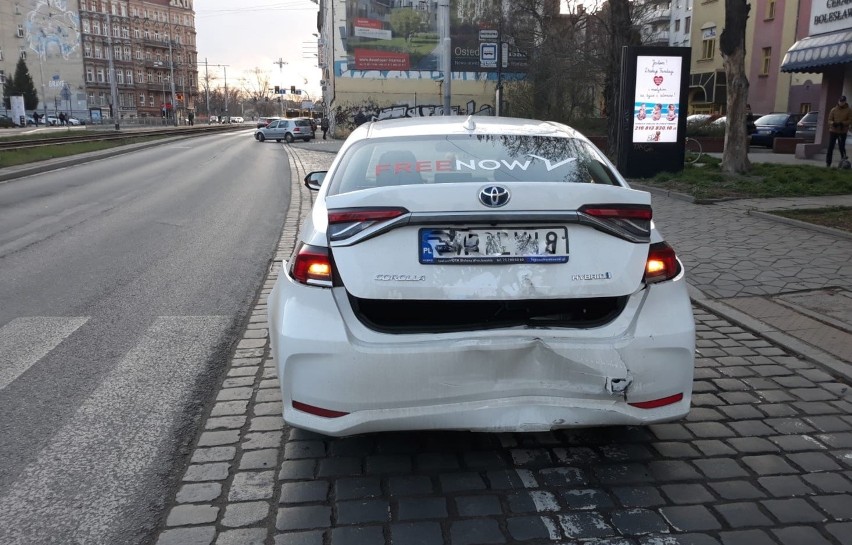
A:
[294,119,313,127]
[328,135,619,195]
[755,114,790,125]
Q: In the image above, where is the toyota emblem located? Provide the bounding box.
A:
[478,185,510,208]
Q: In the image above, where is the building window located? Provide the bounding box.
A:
[0,49,4,61]
[0,70,5,84]
[83,20,91,33]
[19,47,26,60]
[122,27,129,39]
[95,45,102,59]
[137,69,144,82]
[685,17,691,33]
[127,70,133,85]
[149,96,155,107]
[89,92,95,105]
[93,21,100,35]
[766,0,776,19]
[97,68,105,82]
[761,47,771,75]
[86,67,94,82]
[675,19,681,32]
[117,70,124,84]
[700,25,716,59]
[114,45,121,59]
[124,46,131,59]
[17,25,25,38]
[139,93,145,105]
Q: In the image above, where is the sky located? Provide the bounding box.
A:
[194,0,322,101]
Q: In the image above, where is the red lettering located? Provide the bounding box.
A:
[435,160,452,171]
[375,164,391,176]
[394,162,412,173]
[416,161,432,172]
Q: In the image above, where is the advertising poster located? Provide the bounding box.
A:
[336,0,526,79]
[10,96,26,126]
[632,56,682,143]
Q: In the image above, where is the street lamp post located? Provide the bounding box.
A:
[105,12,121,130]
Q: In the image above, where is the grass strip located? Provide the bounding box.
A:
[768,206,852,232]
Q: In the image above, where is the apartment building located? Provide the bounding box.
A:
[0,0,87,118]
[79,0,197,120]
[1,0,197,122]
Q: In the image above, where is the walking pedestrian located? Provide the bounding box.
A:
[826,95,851,168]
[58,112,66,126]
[33,112,40,126]
[320,116,329,140]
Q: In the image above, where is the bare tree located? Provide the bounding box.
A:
[719,0,751,173]
[602,0,642,156]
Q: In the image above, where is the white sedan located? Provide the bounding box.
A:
[268,116,695,436]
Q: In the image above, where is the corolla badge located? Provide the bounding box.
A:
[478,185,510,208]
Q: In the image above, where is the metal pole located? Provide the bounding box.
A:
[440,2,451,115]
[204,58,210,123]
[38,60,48,122]
[106,12,121,130]
[168,38,177,126]
[496,2,503,117]
[224,66,228,121]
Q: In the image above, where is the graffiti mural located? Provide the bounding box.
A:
[26,0,82,61]
[333,99,495,130]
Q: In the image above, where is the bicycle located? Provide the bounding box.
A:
[684,137,703,164]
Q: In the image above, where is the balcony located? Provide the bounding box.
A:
[642,8,671,24]
[646,30,670,45]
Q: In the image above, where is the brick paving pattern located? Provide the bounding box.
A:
[154,145,852,545]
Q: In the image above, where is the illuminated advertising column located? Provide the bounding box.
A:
[617,47,691,178]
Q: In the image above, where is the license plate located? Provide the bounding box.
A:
[419,227,568,264]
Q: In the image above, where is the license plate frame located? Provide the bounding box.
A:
[419,227,569,265]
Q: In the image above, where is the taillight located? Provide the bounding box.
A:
[644,241,680,284]
[327,207,409,241]
[289,244,333,287]
[578,204,652,241]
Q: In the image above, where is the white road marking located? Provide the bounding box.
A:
[0,317,89,391]
[0,315,229,545]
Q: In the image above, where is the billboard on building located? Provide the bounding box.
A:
[631,56,683,144]
[335,0,526,80]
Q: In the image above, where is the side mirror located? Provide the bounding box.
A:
[304,171,326,191]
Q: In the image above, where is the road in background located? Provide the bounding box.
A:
[0,129,291,544]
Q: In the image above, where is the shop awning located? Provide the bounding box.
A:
[780,29,852,73]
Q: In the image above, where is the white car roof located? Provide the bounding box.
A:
[355,116,587,141]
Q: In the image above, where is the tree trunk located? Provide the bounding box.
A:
[606,0,634,157]
[719,0,751,174]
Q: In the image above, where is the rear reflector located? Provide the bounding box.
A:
[292,401,349,418]
[644,241,680,284]
[328,207,408,224]
[290,244,333,286]
[580,204,653,220]
[628,393,684,409]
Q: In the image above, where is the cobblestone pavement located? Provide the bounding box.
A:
[154,144,852,545]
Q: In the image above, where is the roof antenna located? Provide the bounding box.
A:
[463,115,476,131]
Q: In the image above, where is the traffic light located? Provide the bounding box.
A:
[291,85,296,94]
[274,85,280,94]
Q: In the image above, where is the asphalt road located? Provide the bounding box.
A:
[0,129,291,544]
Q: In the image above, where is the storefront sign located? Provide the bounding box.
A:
[809,0,852,35]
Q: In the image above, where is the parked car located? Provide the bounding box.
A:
[795,111,819,143]
[0,115,16,128]
[750,113,804,147]
[45,115,60,126]
[267,115,696,436]
[66,117,85,126]
[254,118,314,143]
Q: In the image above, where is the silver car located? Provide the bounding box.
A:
[254,118,314,143]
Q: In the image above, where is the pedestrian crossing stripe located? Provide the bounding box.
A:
[0,317,89,391]
[0,315,229,545]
